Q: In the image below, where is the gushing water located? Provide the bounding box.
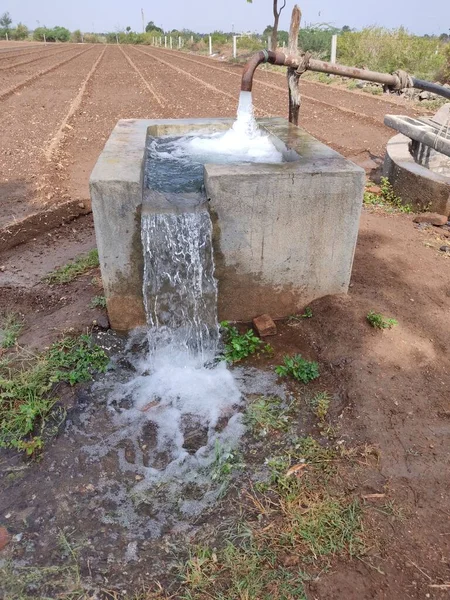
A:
[79,95,290,535]
[142,206,219,362]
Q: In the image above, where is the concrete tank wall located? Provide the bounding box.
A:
[90,118,365,330]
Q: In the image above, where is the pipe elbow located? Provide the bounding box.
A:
[241,50,287,92]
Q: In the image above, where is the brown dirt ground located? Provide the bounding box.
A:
[1,44,450,599]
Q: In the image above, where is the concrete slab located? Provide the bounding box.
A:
[90,118,365,330]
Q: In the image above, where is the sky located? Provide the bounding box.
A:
[3,0,450,36]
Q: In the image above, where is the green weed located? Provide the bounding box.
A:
[310,391,331,421]
[44,249,99,284]
[220,321,272,363]
[211,440,244,484]
[0,335,109,454]
[366,311,398,330]
[364,177,412,214]
[275,354,319,383]
[338,27,446,81]
[245,396,292,437]
[0,313,23,349]
[89,295,107,309]
[288,306,313,322]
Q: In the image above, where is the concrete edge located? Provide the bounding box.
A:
[383,132,450,215]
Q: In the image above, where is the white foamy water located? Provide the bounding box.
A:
[182,91,283,163]
[152,91,283,167]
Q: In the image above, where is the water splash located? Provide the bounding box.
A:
[76,98,293,537]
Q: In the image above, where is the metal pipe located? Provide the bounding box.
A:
[241,51,450,101]
[241,50,287,92]
[411,78,450,101]
[308,58,398,86]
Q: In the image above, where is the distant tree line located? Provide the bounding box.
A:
[0,12,29,39]
[1,9,449,82]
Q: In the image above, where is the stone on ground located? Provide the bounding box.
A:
[413,213,448,226]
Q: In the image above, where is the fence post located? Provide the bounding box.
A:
[209,34,212,55]
[287,5,301,125]
[331,34,337,63]
[233,35,237,58]
[179,36,181,48]
[267,36,271,51]
[164,35,167,48]
[170,36,173,49]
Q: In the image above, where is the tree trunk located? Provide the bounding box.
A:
[271,0,286,51]
[271,1,279,51]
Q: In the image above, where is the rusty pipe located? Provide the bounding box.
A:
[241,50,400,91]
[241,50,288,92]
[241,51,450,100]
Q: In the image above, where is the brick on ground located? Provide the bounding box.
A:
[253,314,277,337]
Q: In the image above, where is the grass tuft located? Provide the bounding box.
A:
[366,311,398,330]
[0,313,23,349]
[0,334,109,454]
[309,391,331,421]
[89,295,107,309]
[44,249,99,284]
[179,437,363,599]
[245,396,292,438]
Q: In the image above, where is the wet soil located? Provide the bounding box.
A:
[0,210,450,598]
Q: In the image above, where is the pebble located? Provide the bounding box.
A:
[0,266,5,272]
[439,245,450,253]
[94,314,110,330]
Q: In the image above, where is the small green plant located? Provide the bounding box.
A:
[275,354,319,383]
[310,391,331,421]
[211,440,244,483]
[0,335,109,454]
[0,313,23,348]
[245,396,292,437]
[44,249,99,284]
[288,307,313,323]
[364,177,412,214]
[366,310,398,330]
[90,295,107,309]
[220,321,272,363]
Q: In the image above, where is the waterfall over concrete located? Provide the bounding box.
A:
[142,205,219,362]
